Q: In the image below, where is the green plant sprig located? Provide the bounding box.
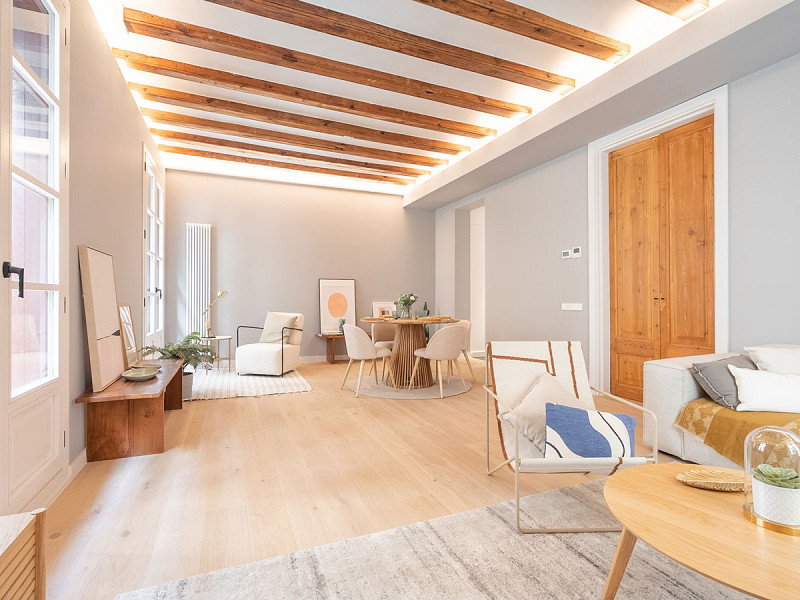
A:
[753,464,800,489]
[141,332,216,371]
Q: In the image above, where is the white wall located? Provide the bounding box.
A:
[68,0,164,461]
[164,171,436,359]
[469,206,485,353]
[435,50,800,370]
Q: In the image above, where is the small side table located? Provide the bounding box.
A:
[200,335,232,371]
[316,333,344,364]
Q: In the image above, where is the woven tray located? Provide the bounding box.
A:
[675,468,745,492]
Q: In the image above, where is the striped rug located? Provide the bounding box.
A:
[190,368,311,400]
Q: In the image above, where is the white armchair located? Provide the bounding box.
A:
[235,312,304,376]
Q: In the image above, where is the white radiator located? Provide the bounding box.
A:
[186,223,211,337]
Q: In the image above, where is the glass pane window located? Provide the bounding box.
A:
[12,69,51,185]
[11,290,57,397]
[12,0,54,89]
[157,185,164,220]
[11,179,54,284]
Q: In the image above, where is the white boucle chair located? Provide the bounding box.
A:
[410,325,466,398]
[485,341,658,533]
[341,324,396,397]
[235,312,304,376]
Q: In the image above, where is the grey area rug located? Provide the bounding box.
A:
[116,480,750,600]
[190,369,311,400]
[346,378,473,399]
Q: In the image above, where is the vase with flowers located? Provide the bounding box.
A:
[395,292,417,318]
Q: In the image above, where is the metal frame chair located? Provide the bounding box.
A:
[236,324,304,377]
[484,341,658,534]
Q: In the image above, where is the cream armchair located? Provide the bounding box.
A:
[236,312,304,376]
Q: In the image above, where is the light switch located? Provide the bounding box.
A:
[572,246,582,258]
[561,249,572,259]
[561,303,583,311]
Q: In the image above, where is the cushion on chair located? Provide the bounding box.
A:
[259,312,298,344]
[501,373,592,452]
[543,403,636,459]
[236,342,301,376]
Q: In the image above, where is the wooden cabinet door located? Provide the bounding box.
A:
[609,138,661,401]
[659,116,715,358]
[609,116,715,401]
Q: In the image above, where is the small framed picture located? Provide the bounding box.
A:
[320,279,356,334]
[372,301,395,317]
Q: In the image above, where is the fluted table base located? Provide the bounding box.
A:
[391,324,432,388]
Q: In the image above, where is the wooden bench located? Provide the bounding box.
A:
[315,333,344,364]
[76,359,183,462]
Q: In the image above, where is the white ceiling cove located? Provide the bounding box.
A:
[89,0,726,196]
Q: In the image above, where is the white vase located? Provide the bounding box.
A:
[182,371,194,400]
[752,478,800,526]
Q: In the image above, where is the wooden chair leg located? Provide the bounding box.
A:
[408,356,421,390]
[367,360,373,376]
[382,356,387,382]
[356,360,365,397]
[437,361,444,398]
[340,359,354,390]
[447,360,452,384]
[462,349,475,381]
[387,359,398,389]
[373,358,379,384]
[453,358,468,392]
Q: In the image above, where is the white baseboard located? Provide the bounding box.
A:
[19,449,87,513]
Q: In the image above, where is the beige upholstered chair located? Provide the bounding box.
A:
[485,341,658,533]
[451,319,476,381]
[371,322,396,351]
[341,324,396,397]
[409,325,466,398]
[236,312,304,376]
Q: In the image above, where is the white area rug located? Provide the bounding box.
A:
[190,369,312,400]
[346,378,472,399]
[116,479,750,600]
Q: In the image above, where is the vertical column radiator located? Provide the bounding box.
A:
[185,223,211,337]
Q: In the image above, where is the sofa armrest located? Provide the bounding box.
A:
[643,353,737,457]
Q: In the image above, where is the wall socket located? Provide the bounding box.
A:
[572,246,582,258]
[561,249,572,259]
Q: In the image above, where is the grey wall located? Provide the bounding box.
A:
[436,50,800,368]
[728,53,800,348]
[68,0,164,461]
[164,171,436,358]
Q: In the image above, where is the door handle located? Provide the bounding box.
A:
[155,286,163,299]
[2,262,24,298]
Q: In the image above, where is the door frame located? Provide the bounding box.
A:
[587,85,729,390]
[142,145,165,349]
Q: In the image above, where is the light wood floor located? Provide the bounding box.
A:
[46,359,656,600]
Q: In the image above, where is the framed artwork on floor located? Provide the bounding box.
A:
[319,279,356,334]
[372,301,395,317]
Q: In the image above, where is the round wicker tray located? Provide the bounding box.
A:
[675,468,745,492]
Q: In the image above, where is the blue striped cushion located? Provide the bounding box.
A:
[544,403,636,458]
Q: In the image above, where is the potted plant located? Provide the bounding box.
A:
[142,332,216,400]
[395,292,417,318]
[752,463,800,526]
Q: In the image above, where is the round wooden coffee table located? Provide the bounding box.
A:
[361,318,458,389]
[602,463,800,599]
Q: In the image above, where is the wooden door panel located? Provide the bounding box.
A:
[661,116,715,358]
[609,138,660,400]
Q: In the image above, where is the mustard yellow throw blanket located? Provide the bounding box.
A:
[675,398,800,467]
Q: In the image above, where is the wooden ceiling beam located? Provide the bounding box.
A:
[123,8,532,117]
[635,0,709,20]
[150,128,430,177]
[113,49,495,138]
[411,0,629,62]
[129,82,469,155]
[204,0,574,92]
[158,144,414,185]
[141,108,448,167]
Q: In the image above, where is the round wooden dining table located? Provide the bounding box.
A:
[361,318,459,389]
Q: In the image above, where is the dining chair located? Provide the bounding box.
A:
[371,322,397,381]
[341,324,396,397]
[409,325,466,398]
[450,319,476,382]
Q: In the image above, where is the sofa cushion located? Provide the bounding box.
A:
[730,366,800,413]
[543,403,636,459]
[259,312,298,344]
[690,354,756,409]
[744,345,800,376]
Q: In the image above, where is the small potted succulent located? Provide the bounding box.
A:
[751,464,800,526]
[142,332,216,399]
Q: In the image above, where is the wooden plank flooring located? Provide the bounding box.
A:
[45,360,658,599]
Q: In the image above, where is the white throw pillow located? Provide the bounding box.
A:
[744,345,800,375]
[259,312,298,344]
[505,373,594,451]
[730,365,800,413]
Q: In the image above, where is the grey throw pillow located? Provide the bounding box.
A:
[690,355,757,409]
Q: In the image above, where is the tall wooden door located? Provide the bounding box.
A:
[610,116,714,401]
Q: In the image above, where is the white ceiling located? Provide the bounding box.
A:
[88,0,724,195]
